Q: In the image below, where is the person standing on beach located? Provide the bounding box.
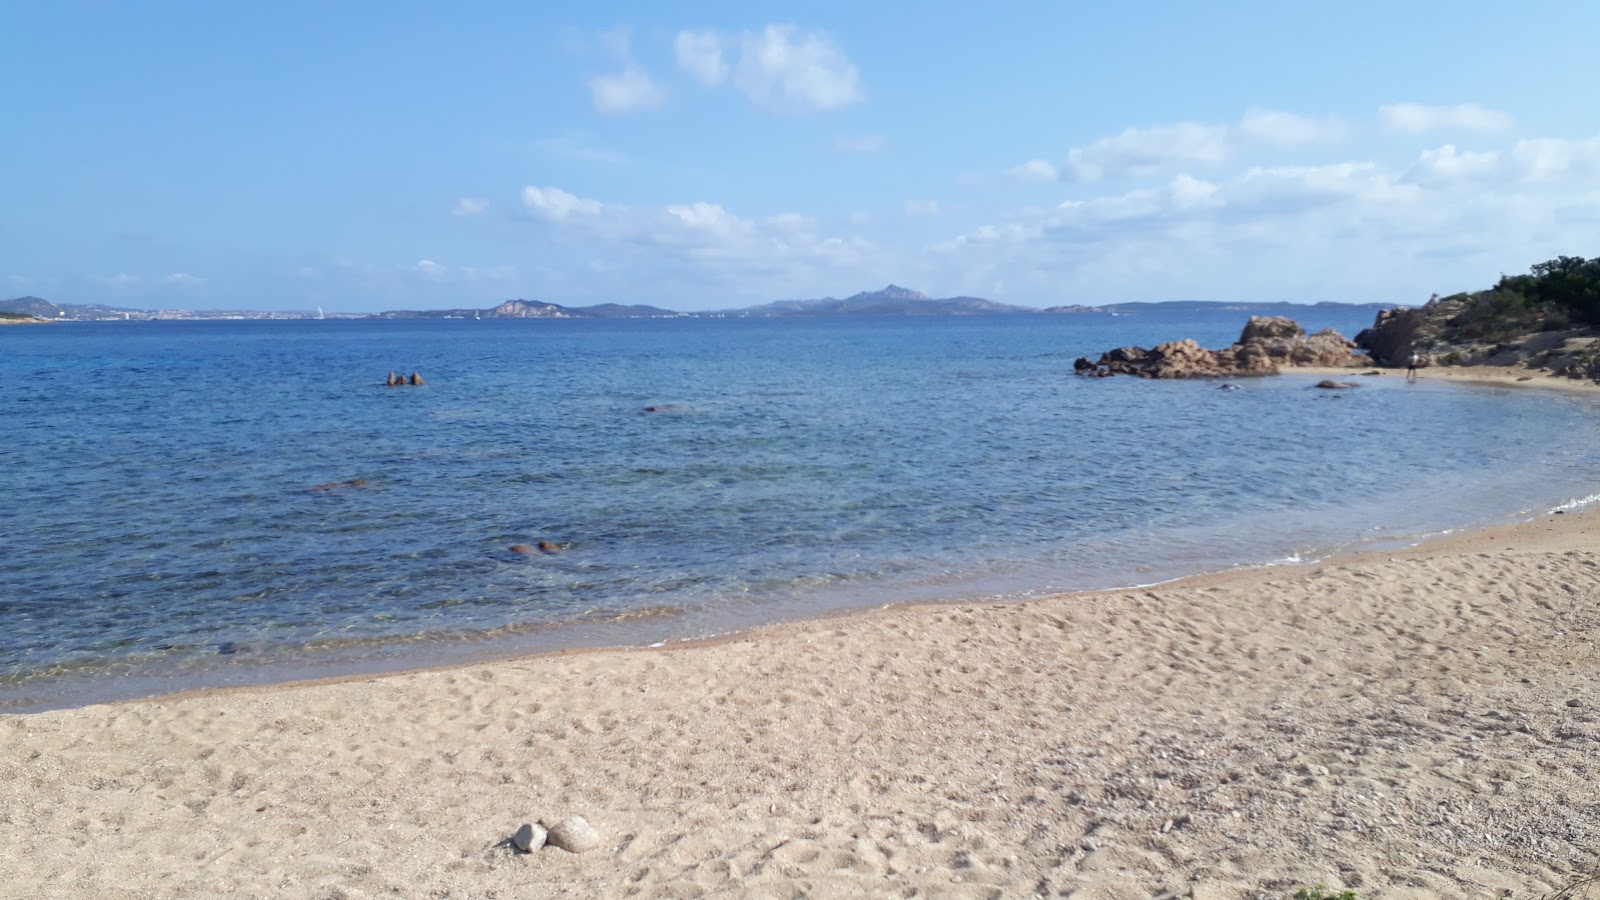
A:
[1407,351,1421,379]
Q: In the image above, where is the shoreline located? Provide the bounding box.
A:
[7,478,1596,716]
[1292,362,1600,394]
[3,361,1598,717]
[5,506,1597,897]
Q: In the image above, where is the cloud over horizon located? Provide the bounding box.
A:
[673,25,863,112]
[589,64,665,115]
[1059,109,1347,183]
[1380,102,1515,134]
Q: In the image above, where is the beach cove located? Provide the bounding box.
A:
[3,504,1597,898]
[3,317,1600,897]
[5,314,1600,711]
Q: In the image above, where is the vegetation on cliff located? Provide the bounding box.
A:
[1355,254,1600,381]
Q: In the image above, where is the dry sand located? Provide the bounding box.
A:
[3,503,1597,899]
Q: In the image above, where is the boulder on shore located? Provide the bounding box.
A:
[1076,316,1363,379]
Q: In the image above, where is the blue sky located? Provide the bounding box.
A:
[5,1,1599,312]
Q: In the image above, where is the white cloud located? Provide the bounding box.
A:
[590,64,665,115]
[1236,108,1347,145]
[834,133,886,153]
[668,202,746,235]
[490,129,1595,309]
[1066,122,1227,182]
[163,272,204,284]
[1510,135,1600,180]
[669,25,864,113]
[1062,109,1344,182]
[766,212,815,230]
[102,273,140,286]
[503,184,888,299]
[1167,173,1221,209]
[522,186,604,220]
[1008,159,1059,181]
[734,25,862,112]
[675,30,727,85]
[415,259,447,281]
[1403,135,1600,185]
[1405,144,1502,184]
[924,127,1600,305]
[452,197,489,216]
[1380,102,1514,134]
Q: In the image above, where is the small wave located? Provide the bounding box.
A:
[1550,492,1600,513]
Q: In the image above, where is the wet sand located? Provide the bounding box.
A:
[1296,363,1600,394]
[3,501,1597,898]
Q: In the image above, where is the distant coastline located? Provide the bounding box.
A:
[0,286,1392,323]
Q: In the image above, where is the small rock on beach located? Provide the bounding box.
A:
[542,816,602,853]
[511,822,546,853]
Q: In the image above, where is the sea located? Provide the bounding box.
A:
[3,310,1598,711]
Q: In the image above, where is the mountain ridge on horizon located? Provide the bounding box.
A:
[1,288,1394,322]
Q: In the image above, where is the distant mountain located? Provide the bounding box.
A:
[4,292,1397,323]
[375,299,678,319]
[1044,300,1393,314]
[730,284,1035,317]
[0,296,147,320]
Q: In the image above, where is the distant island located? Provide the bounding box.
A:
[0,285,1391,323]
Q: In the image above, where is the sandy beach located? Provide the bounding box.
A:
[1295,363,1600,395]
[3,495,1597,898]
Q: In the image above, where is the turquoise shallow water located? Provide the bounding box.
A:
[2,312,1597,710]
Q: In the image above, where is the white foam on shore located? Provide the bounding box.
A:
[1551,491,1600,513]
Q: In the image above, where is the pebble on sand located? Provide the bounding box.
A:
[541,816,602,853]
[511,822,546,853]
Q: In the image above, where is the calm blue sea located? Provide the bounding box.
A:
[3,311,1598,710]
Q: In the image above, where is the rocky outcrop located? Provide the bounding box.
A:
[1354,295,1600,380]
[1076,317,1362,379]
[1353,306,1429,366]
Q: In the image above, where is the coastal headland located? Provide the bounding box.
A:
[4,501,1597,898]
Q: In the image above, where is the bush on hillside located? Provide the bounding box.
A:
[1495,254,1600,326]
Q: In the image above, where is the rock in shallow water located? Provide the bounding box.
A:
[542,815,602,853]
